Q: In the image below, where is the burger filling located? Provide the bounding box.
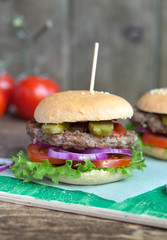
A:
[26,120,137,150]
[131,107,167,134]
[9,119,146,184]
[130,107,167,150]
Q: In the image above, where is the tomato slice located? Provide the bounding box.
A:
[111,123,127,137]
[142,132,167,148]
[27,144,132,168]
[89,154,132,168]
[27,144,66,164]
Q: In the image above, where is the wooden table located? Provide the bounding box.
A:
[0,114,167,240]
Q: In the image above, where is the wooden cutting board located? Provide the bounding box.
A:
[0,176,166,229]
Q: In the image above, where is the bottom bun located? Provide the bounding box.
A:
[54,169,126,185]
[143,145,167,160]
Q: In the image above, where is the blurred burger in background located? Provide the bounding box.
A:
[131,88,167,160]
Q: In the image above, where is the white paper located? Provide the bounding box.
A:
[0,156,166,202]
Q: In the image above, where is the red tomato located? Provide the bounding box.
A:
[90,154,132,168]
[27,144,132,168]
[142,132,167,148]
[0,89,7,117]
[0,72,15,108]
[27,144,66,165]
[111,123,127,137]
[13,75,60,119]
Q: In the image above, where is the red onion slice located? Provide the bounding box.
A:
[83,148,132,156]
[31,138,132,157]
[135,126,151,133]
[35,141,54,148]
[31,137,53,148]
[48,148,109,161]
[0,158,14,172]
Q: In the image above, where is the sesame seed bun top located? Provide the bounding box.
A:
[137,88,167,114]
[34,90,133,124]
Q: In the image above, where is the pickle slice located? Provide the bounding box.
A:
[88,121,114,137]
[162,115,167,125]
[42,123,70,134]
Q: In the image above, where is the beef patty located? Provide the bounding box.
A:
[131,107,167,134]
[26,120,137,150]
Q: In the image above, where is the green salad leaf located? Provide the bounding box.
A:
[124,122,136,131]
[125,122,153,149]
[9,140,146,184]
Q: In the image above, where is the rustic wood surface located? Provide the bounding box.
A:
[0,0,166,106]
[0,114,167,239]
[158,0,167,87]
[71,0,155,103]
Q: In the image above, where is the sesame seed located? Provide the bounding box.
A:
[150,88,167,95]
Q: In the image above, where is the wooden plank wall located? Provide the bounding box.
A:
[0,0,165,105]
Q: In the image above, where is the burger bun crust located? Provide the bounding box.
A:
[47,169,127,185]
[34,90,133,124]
[137,88,167,114]
[143,145,167,160]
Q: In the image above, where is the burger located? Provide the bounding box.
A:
[10,90,145,185]
[131,88,167,160]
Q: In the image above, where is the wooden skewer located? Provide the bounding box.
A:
[89,42,99,93]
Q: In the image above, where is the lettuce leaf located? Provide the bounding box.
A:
[10,141,146,184]
[124,122,136,131]
[125,123,153,149]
